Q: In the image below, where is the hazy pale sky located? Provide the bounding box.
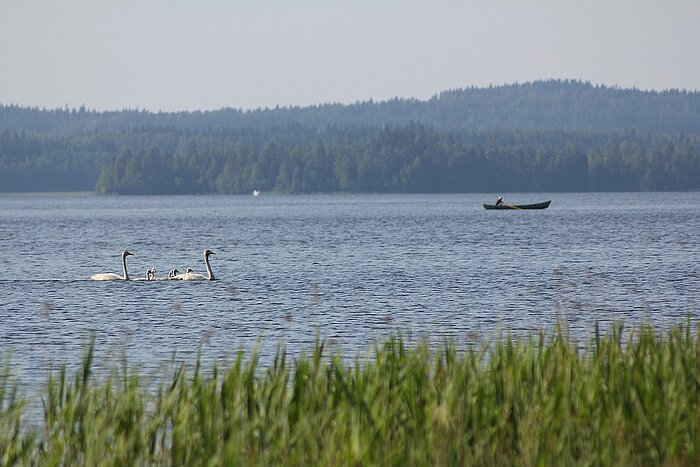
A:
[1,0,699,111]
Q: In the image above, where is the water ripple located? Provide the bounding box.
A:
[1,192,700,394]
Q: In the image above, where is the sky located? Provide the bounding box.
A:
[1,0,699,112]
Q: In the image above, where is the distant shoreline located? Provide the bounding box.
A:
[2,189,700,196]
[0,191,95,197]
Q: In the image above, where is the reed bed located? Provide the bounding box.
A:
[2,322,700,465]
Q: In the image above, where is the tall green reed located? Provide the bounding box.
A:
[1,321,700,465]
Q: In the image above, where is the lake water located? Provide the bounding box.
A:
[1,192,700,392]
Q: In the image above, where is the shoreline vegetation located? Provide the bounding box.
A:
[2,321,700,464]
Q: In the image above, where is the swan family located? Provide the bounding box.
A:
[90,249,216,281]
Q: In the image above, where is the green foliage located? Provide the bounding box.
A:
[3,322,700,464]
[2,80,700,194]
[3,81,700,134]
[1,125,699,194]
[90,127,700,194]
[0,356,35,465]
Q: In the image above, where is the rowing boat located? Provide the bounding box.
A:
[483,200,551,210]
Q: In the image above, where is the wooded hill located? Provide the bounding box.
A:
[1,80,699,193]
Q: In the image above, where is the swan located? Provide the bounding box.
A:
[90,251,134,281]
[168,268,179,278]
[135,269,151,281]
[171,249,215,281]
[134,267,158,281]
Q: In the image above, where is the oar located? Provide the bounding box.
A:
[502,203,522,210]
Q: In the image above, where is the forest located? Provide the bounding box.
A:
[1,80,699,193]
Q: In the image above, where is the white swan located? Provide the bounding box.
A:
[135,270,150,281]
[90,251,134,281]
[171,249,215,281]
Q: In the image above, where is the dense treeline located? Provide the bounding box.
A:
[92,125,700,194]
[0,130,106,192]
[3,80,700,135]
[2,80,700,193]
[0,125,378,192]
[2,124,699,194]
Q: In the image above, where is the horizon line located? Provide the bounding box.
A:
[2,79,699,115]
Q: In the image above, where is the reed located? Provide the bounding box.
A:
[2,321,700,465]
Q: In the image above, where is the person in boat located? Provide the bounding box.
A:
[495,196,504,206]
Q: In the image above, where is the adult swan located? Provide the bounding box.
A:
[90,251,134,281]
[172,249,216,281]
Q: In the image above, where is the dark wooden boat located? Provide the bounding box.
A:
[483,200,551,210]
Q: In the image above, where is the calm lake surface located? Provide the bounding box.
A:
[1,192,700,391]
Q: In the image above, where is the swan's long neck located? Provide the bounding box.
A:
[122,254,130,280]
[204,254,214,280]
